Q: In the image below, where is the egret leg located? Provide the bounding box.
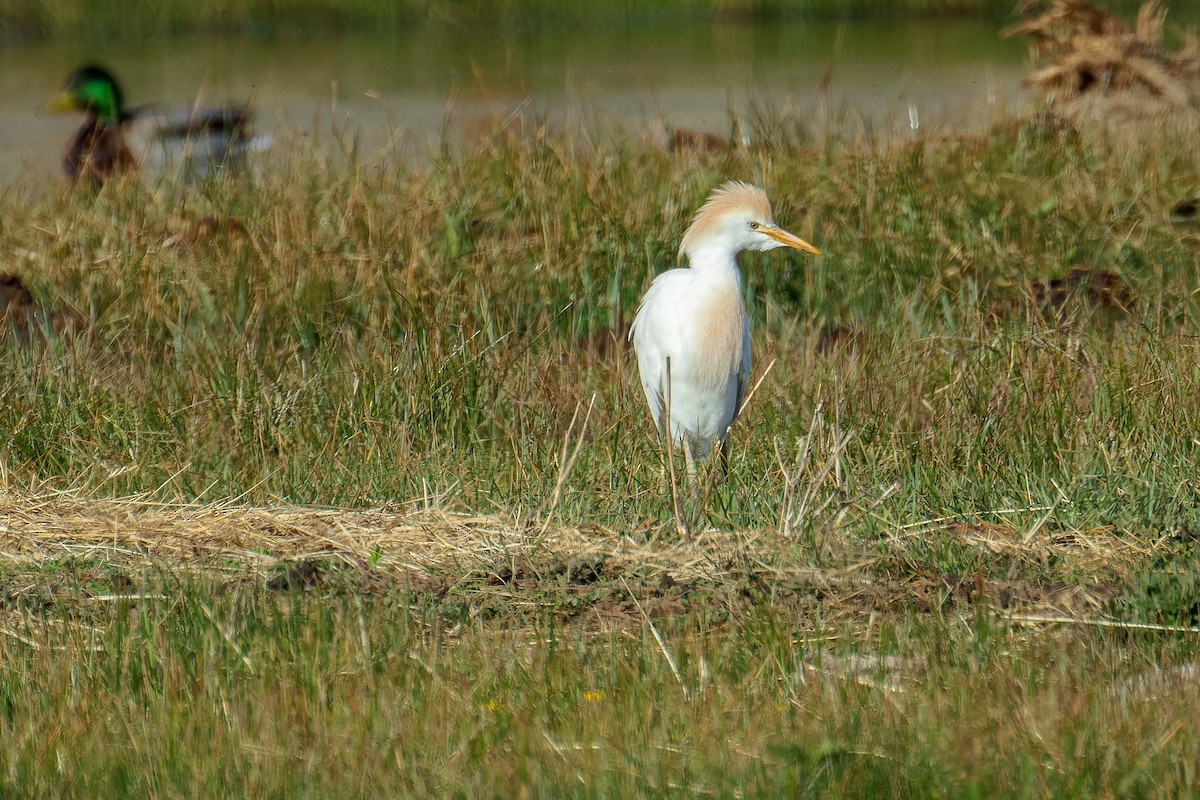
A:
[681,439,703,535]
[664,436,690,538]
[663,356,688,538]
[683,438,698,483]
[694,437,724,531]
[671,479,690,538]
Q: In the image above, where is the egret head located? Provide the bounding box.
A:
[679,180,820,262]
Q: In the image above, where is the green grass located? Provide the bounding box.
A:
[1,99,1200,793]
[6,114,1200,533]
[0,572,1196,796]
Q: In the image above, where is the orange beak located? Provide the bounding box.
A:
[763,225,821,255]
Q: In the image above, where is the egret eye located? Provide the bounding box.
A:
[749,221,761,230]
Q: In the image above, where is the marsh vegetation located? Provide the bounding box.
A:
[2,1,1200,795]
[3,0,1031,41]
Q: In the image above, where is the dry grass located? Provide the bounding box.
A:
[0,488,1162,628]
[1005,0,1200,131]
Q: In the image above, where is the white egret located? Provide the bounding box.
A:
[630,181,821,473]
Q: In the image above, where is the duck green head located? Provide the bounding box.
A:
[48,65,125,124]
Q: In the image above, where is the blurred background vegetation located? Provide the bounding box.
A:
[0,0,1152,43]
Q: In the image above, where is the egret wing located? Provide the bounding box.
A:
[630,268,691,436]
[731,316,752,424]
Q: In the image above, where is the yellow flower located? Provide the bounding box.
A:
[583,690,605,703]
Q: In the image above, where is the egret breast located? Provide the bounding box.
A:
[690,282,746,386]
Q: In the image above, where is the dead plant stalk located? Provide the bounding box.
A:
[539,392,597,536]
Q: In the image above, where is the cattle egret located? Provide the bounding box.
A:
[630,181,820,473]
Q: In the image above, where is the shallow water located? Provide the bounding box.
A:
[1,18,1037,186]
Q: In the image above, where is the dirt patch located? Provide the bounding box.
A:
[987,266,1133,325]
[0,273,86,344]
[572,323,631,362]
[668,128,730,156]
[162,215,250,249]
[1031,266,1132,321]
[814,323,865,355]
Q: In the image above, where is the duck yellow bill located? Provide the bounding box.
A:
[46,91,78,114]
[764,225,821,255]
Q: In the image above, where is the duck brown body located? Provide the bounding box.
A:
[63,115,137,185]
[53,64,261,186]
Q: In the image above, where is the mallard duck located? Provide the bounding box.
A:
[48,64,263,186]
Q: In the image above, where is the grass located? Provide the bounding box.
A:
[1,92,1200,793]
[0,567,1197,796]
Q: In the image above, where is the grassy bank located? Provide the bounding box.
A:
[6,111,1200,536]
[4,0,1029,42]
[1,98,1199,792]
[1,564,1196,796]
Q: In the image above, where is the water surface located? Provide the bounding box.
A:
[1,19,1035,186]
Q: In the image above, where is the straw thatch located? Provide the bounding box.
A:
[0,491,792,581]
[1005,1,1200,115]
[0,490,1156,623]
